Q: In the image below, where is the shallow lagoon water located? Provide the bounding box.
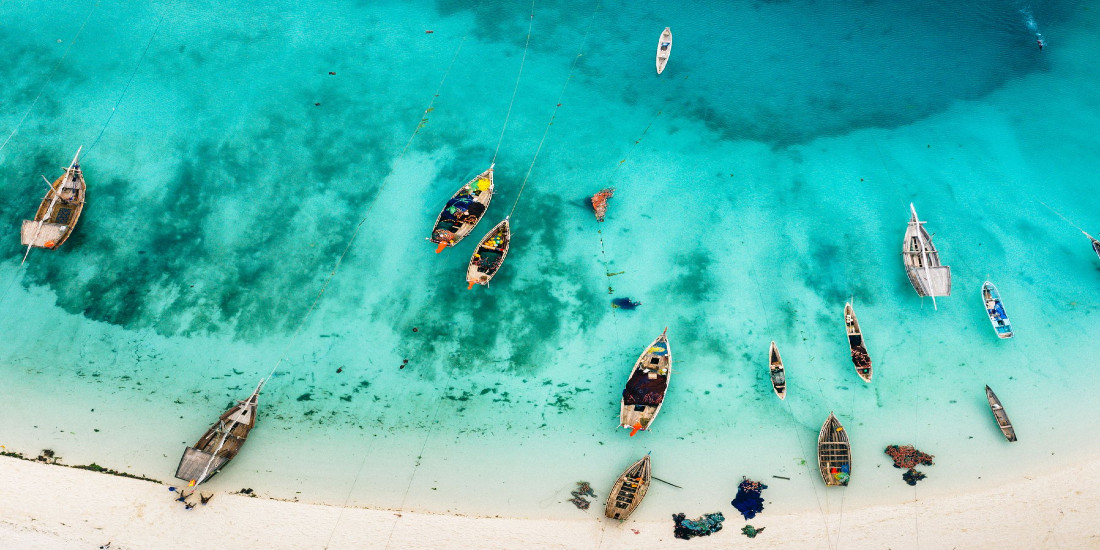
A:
[1,0,1098,540]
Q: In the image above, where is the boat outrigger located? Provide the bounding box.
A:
[21,147,86,264]
[620,329,671,435]
[429,165,495,253]
[903,203,951,309]
[175,380,264,486]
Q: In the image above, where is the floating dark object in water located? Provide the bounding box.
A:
[336,367,343,373]
[425,30,434,34]
[741,524,766,538]
[672,512,725,540]
[903,468,927,486]
[328,71,336,75]
[885,445,934,469]
[399,364,405,369]
[569,496,591,509]
[569,480,596,510]
[731,477,768,520]
[591,188,615,222]
[611,297,641,310]
[403,359,409,364]
[412,327,419,332]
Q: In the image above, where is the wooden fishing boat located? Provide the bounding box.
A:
[466,218,510,289]
[21,147,86,264]
[175,380,264,486]
[985,385,1017,442]
[903,203,951,308]
[982,281,1013,339]
[768,341,786,400]
[429,164,495,253]
[844,302,872,382]
[1091,235,1100,260]
[655,27,672,74]
[604,454,651,520]
[620,329,671,435]
[818,412,851,486]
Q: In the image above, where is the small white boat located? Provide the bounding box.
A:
[656,27,672,74]
[981,281,1013,339]
[903,203,951,308]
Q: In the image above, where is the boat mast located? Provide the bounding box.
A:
[910,203,937,310]
[21,147,81,265]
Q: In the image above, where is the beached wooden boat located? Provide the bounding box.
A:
[429,165,495,253]
[620,329,671,434]
[818,412,851,486]
[175,380,264,485]
[844,302,872,383]
[655,27,672,74]
[466,218,511,288]
[982,281,1013,339]
[903,203,951,308]
[985,385,1017,442]
[20,147,86,264]
[604,454,651,520]
[768,341,786,400]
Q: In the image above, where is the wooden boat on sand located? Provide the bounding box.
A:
[768,341,786,399]
[429,165,495,253]
[466,218,511,288]
[985,385,1017,442]
[656,27,672,74]
[818,412,851,486]
[844,302,872,382]
[982,281,1013,339]
[620,329,671,435]
[903,203,951,308]
[21,147,86,263]
[604,454,651,520]
[175,380,264,485]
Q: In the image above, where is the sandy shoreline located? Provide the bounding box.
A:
[1,455,1096,549]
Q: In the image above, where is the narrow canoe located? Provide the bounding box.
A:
[844,303,872,382]
[903,203,951,307]
[768,341,786,400]
[21,148,86,260]
[604,454,651,520]
[466,218,510,289]
[429,165,495,253]
[818,412,851,486]
[620,329,671,434]
[1091,235,1100,260]
[985,385,1017,442]
[656,27,672,74]
[981,281,1013,339]
[175,380,264,485]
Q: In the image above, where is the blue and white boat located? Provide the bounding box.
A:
[981,281,1013,339]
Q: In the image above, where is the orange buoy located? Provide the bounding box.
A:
[467,281,475,290]
[44,240,56,248]
[435,241,448,254]
[628,423,643,437]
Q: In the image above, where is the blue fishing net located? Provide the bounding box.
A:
[672,512,725,540]
[731,477,768,520]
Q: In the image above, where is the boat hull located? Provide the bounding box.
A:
[620,330,671,432]
[818,413,851,486]
[604,455,651,520]
[655,28,672,74]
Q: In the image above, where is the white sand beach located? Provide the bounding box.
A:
[1,455,1096,549]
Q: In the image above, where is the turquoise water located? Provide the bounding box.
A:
[2,0,1098,531]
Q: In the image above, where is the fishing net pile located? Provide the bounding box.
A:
[851,345,871,368]
[611,297,641,310]
[568,481,596,509]
[730,477,768,520]
[885,445,935,486]
[672,512,725,540]
[623,372,667,406]
[591,188,615,222]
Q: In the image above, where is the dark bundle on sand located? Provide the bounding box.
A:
[741,525,766,538]
[591,188,615,222]
[672,512,725,540]
[731,477,769,520]
[885,445,935,469]
[902,469,927,486]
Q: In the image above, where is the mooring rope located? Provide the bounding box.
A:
[491,0,536,165]
[0,0,100,157]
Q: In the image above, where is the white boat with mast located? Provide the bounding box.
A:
[903,203,951,309]
[21,147,86,264]
[175,379,264,486]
